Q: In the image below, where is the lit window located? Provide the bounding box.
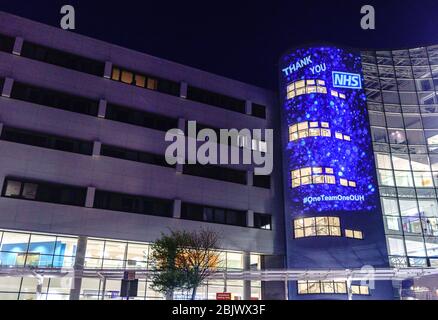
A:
[121,70,133,84]
[313,167,322,174]
[348,181,356,187]
[309,128,320,136]
[147,78,158,90]
[306,86,317,94]
[325,168,334,174]
[331,90,339,97]
[325,175,336,184]
[351,285,369,295]
[298,280,348,295]
[307,79,315,85]
[343,135,351,141]
[295,80,305,88]
[294,216,341,238]
[335,132,343,139]
[135,75,146,87]
[111,67,120,81]
[321,122,329,128]
[309,121,318,128]
[340,178,348,186]
[339,93,346,99]
[317,80,325,86]
[313,176,324,184]
[345,229,364,239]
[321,129,331,137]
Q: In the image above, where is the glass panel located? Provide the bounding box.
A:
[103,241,126,260]
[227,252,243,270]
[387,237,406,256]
[85,239,105,259]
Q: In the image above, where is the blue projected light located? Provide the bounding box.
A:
[280,46,378,214]
[279,45,392,288]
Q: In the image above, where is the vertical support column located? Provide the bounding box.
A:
[346,275,353,301]
[12,37,23,55]
[2,77,14,98]
[247,171,253,187]
[85,187,96,208]
[69,236,88,300]
[98,99,107,118]
[173,199,181,219]
[243,252,251,300]
[180,81,188,98]
[176,118,186,173]
[92,141,101,157]
[0,123,3,136]
[284,277,289,300]
[246,210,254,228]
[104,61,112,79]
[245,100,252,115]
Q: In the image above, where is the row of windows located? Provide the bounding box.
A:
[293,217,341,238]
[291,167,356,188]
[0,125,272,189]
[286,79,346,100]
[366,88,438,105]
[21,41,105,77]
[288,121,351,142]
[182,163,247,185]
[1,35,268,120]
[105,103,177,132]
[111,66,180,97]
[369,110,438,129]
[2,178,86,207]
[361,46,438,64]
[0,126,93,156]
[93,190,173,218]
[297,281,369,295]
[181,202,247,227]
[0,33,14,53]
[11,82,99,116]
[364,76,438,92]
[1,178,270,229]
[345,229,364,239]
[100,144,173,168]
[187,86,246,114]
[187,122,268,153]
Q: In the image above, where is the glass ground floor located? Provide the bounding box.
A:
[0,228,262,300]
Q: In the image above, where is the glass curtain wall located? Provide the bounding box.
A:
[362,45,438,268]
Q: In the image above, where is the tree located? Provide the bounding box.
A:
[149,229,221,300]
[149,231,187,300]
[176,229,221,300]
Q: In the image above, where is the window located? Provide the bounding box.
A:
[2,178,86,207]
[351,285,370,295]
[297,281,347,295]
[253,213,271,230]
[111,66,180,96]
[100,144,174,168]
[0,126,93,155]
[186,86,246,114]
[11,82,98,116]
[286,79,331,100]
[182,164,247,185]
[0,33,14,53]
[251,103,266,119]
[93,190,173,218]
[294,216,341,238]
[21,42,105,76]
[105,103,177,132]
[253,174,270,189]
[181,202,247,227]
[345,229,364,239]
[291,167,343,188]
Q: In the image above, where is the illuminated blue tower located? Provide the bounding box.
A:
[279,45,394,299]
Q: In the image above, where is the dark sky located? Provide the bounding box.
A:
[1,0,438,89]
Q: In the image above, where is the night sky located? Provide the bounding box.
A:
[1,0,438,89]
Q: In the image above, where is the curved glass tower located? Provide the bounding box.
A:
[279,45,393,299]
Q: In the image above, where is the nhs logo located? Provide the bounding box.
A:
[332,71,362,89]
